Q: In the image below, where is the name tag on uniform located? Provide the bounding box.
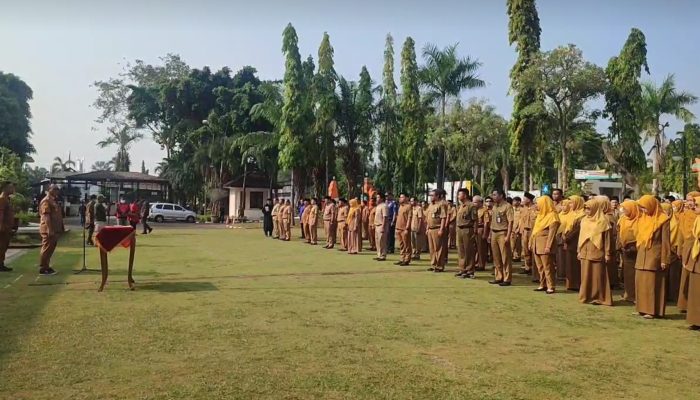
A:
[496,212,503,224]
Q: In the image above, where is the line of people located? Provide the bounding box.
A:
[264,188,700,330]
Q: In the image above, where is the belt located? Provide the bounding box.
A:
[457,225,474,229]
[428,226,440,230]
[491,229,507,233]
[524,228,531,231]
[477,224,484,228]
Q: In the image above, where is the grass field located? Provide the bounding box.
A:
[0,225,698,400]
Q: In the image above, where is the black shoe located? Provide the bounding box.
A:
[518,270,530,275]
[534,287,546,292]
[39,268,57,276]
[498,281,512,287]
[376,258,386,262]
[427,267,435,271]
[455,272,465,277]
[465,273,476,279]
[0,265,12,272]
[394,261,404,266]
[488,280,503,285]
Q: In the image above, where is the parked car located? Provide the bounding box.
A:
[149,203,197,223]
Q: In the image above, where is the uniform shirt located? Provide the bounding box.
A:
[39,195,62,235]
[323,203,335,221]
[411,206,424,232]
[456,202,478,228]
[490,202,513,232]
[374,203,389,227]
[386,200,398,224]
[477,207,491,227]
[0,194,15,232]
[94,202,107,222]
[512,206,521,233]
[520,205,536,233]
[395,203,412,231]
[426,201,447,229]
[447,205,457,226]
[337,205,348,224]
[271,203,280,217]
[368,206,376,228]
[301,206,311,224]
[85,200,96,225]
[308,205,318,225]
[281,205,291,220]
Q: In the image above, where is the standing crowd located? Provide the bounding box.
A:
[262,188,700,330]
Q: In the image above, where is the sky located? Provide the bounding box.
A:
[1,0,699,173]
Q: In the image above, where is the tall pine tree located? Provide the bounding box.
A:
[377,33,399,192]
[399,37,424,194]
[507,0,542,190]
[313,33,337,192]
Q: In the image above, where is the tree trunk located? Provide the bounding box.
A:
[652,131,662,195]
[522,152,529,191]
[436,95,447,191]
[561,137,568,192]
[479,165,485,192]
[239,164,247,219]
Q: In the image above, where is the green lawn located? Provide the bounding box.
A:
[0,226,698,400]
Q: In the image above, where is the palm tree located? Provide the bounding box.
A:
[641,74,697,194]
[51,156,76,173]
[97,125,143,171]
[91,160,114,171]
[420,43,485,189]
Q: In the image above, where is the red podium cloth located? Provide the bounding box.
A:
[95,226,135,252]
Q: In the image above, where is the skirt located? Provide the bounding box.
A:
[635,269,667,317]
[621,252,637,303]
[666,259,683,302]
[565,249,581,290]
[678,268,690,312]
[579,259,612,306]
[687,272,700,326]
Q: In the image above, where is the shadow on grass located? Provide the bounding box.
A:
[136,281,218,292]
[0,233,81,367]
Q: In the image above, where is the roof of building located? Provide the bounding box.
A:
[45,170,169,184]
[224,170,278,188]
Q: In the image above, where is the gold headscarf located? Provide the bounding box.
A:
[661,203,681,250]
[564,195,585,234]
[346,198,360,225]
[693,197,700,260]
[532,196,560,237]
[688,191,700,199]
[635,195,670,249]
[557,199,571,235]
[676,200,696,240]
[618,200,639,247]
[578,198,610,250]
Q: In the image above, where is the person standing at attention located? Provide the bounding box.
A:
[678,194,699,313]
[367,198,377,251]
[447,200,457,250]
[634,195,671,319]
[410,197,424,261]
[511,196,522,262]
[684,198,700,330]
[301,199,311,243]
[39,185,63,276]
[140,200,152,234]
[426,190,448,272]
[489,189,514,286]
[455,189,478,279]
[280,199,292,241]
[84,195,96,246]
[373,193,389,261]
[298,200,306,240]
[530,196,561,294]
[262,198,274,237]
[307,198,319,245]
[346,198,361,254]
[394,193,413,266]
[617,199,639,302]
[578,198,614,306]
[519,192,536,280]
[562,195,585,291]
[386,193,398,254]
[361,199,370,244]
[271,199,281,239]
[0,181,17,272]
[336,198,349,251]
[323,197,336,248]
[474,196,490,272]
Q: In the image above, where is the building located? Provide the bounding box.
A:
[224,171,278,221]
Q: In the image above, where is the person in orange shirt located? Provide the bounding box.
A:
[39,185,63,275]
[0,181,18,272]
[301,199,311,243]
[322,197,337,248]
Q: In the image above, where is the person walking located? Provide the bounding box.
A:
[94,195,108,234]
[84,195,96,245]
[455,189,478,279]
[0,181,17,272]
[39,185,63,276]
[373,193,389,261]
[394,193,413,266]
[140,200,153,234]
[489,189,514,286]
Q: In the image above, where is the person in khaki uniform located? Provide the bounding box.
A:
[578,198,614,306]
[530,196,561,293]
[489,189,514,286]
[336,198,349,251]
[300,199,311,242]
[307,198,319,245]
[562,195,585,291]
[685,198,700,329]
[367,199,377,251]
[634,195,671,319]
[39,185,63,275]
[426,190,448,272]
[323,197,336,248]
[518,193,536,278]
[0,181,18,272]
[410,197,424,260]
[361,200,370,242]
[272,199,281,239]
[455,189,478,279]
[420,201,430,253]
[447,201,457,250]
[617,200,639,302]
[373,193,389,261]
[346,199,362,254]
[511,197,522,261]
[394,194,413,266]
[677,195,699,312]
[474,196,490,271]
[281,199,292,241]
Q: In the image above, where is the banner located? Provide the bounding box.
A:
[573,169,622,180]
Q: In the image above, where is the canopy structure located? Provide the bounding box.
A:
[38,170,170,203]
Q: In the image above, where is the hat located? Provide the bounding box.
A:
[524,192,535,201]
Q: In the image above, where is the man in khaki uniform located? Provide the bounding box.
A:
[280,199,292,241]
[336,198,349,251]
[272,199,281,239]
[301,199,311,243]
[394,193,413,266]
[519,192,537,281]
[475,196,490,271]
[410,197,424,260]
[455,189,478,279]
[426,189,448,272]
[373,193,389,261]
[308,198,319,245]
[39,185,62,275]
[323,197,336,248]
[511,196,522,261]
[0,181,17,272]
[447,201,457,249]
[489,189,514,286]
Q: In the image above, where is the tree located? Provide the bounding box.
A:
[399,37,426,194]
[97,126,143,171]
[376,33,399,192]
[663,123,700,194]
[51,156,76,173]
[91,160,114,171]
[0,73,34,159]
[521,44,607,191]
[420,42,484,189]
[602,28,649,192]
[641,74,697,194]
[141,160,149,175]
[507,0,543,190]
[279,23,313,200]
[313,32,338,189]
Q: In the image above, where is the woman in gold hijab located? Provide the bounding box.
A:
[685,198,700,329]
[530,196,561,293]
[563,196,585,290]
[577,198,614,305]
[617,200,639,303]
[664,201,685,302]
[598,196,620,289]
[555,200,571,282]
[634,195,671,319]
[346,198,362,254]
[679,197,698,312]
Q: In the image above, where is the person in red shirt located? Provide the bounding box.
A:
[129,199,141,230]
[116,198,130,226]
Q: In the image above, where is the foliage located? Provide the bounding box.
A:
[398,38,425,194]
[91,160,114,171]
[507,0,543,190]
[375,34,399,192]
[97,125,143,171]
[0,73,34,159]
[662,123,700,194]
[602,28,649,190]
[51,156,76,173]
[312,32,338,188]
